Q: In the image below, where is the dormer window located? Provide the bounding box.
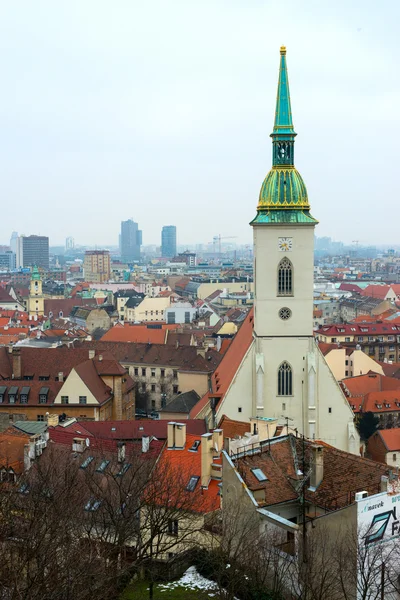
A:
[251,468,268,482]
[8,386,18,404]
[186,476,200,492]
[0,386,6,404]
[376,404,383,409]
[39,387,49,404]
[189,440,200,452]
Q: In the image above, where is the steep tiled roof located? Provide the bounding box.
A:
[0,381,62,405]
[190,309,254,418]
[0,427,31,474]
[81,341,222,372]
[361,285,393,299]
[44,297,92,317]
[155,433,220,514]
[159,390,200,414]
[234,435,387,510]
[74,360,112,404]
[100,324,167,344]
[165,332,193,347]
[318,323,400,336]
[361,390,400,413]
[378,361,400,378]
[317,341,340,356]
[218,415,251,439]
[48,426,164,459]
[375,429,400,452]
[82,419,208,440]
[342,373,400,398]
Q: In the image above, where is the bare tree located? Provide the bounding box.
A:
[0,442,211,600]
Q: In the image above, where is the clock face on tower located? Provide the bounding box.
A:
[278,237,293,252]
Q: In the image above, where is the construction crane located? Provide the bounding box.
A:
[213,235,238,255]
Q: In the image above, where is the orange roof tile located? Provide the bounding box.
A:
[154,433,220,514]
[360,285,392,299]
[360,390,400,413]
[218,415,251,439]
[100,325,167,344]
[376,429,400,452]
[0,427,30,474]
[190,309,254,418]
[342,373,400,398]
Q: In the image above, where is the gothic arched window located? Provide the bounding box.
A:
[278,361,293,396]
[277,257,293,296]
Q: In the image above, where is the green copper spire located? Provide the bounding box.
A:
[251,46,317,225]
[273,46,295,137]
[31,265,41,281]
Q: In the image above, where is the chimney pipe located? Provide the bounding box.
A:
[117,441,126,463]
[142,435,150,453]
[310,445,324,490]
[12,347,22,379]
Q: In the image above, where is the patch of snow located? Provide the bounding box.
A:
[158,566,218,592]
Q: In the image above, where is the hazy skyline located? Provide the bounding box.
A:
[1,1,399,247]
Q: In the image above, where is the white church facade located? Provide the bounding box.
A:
[195,47,358,454]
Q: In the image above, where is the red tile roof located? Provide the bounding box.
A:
[74,360,112,404]
[155,433,220,514]
[339,283,363,293]
[375,429,400,452]
[360,285,392,299]
[360,390,400,413]
[0,427,31,474]
[82,419,208,440]
[190,309,254,418]
[49,425,164,458]
[0,381,63,405]
[234,435,387,510]
[318,323,400,336]
[101,324,167,344]
[317,341,340,356]
[342,373,400,398]
[218,415,251,439]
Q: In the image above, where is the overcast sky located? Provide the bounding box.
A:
[0,0,399,248]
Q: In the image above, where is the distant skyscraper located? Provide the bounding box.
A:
[10,232,18,255]
[83,250,111,283]
[16,235,49,269]
[65,236,74,251]
[121,220,142,263]
[161,226,177,258]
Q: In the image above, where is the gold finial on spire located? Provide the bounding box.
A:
[280,46,286,55]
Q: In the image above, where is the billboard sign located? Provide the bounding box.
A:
[358,491,400,546]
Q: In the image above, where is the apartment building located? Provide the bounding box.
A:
[316,323,400,363]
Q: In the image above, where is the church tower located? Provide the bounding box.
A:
[28,266,44,317]
[250,47,356,449]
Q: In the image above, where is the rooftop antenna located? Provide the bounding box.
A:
[281,414,294,433]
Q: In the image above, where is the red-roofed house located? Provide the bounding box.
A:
[368,428,400,467]
[360,285,397,301]
[143,422,221,559]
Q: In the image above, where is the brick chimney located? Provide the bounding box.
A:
[167,422,176,449]
[12,347,21,379]
[310,445,324,490]
[47,414,59,427]
[212,429,223,453]
[175,423,186,449]
[201,433,213,488]
[167,422,186,450]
